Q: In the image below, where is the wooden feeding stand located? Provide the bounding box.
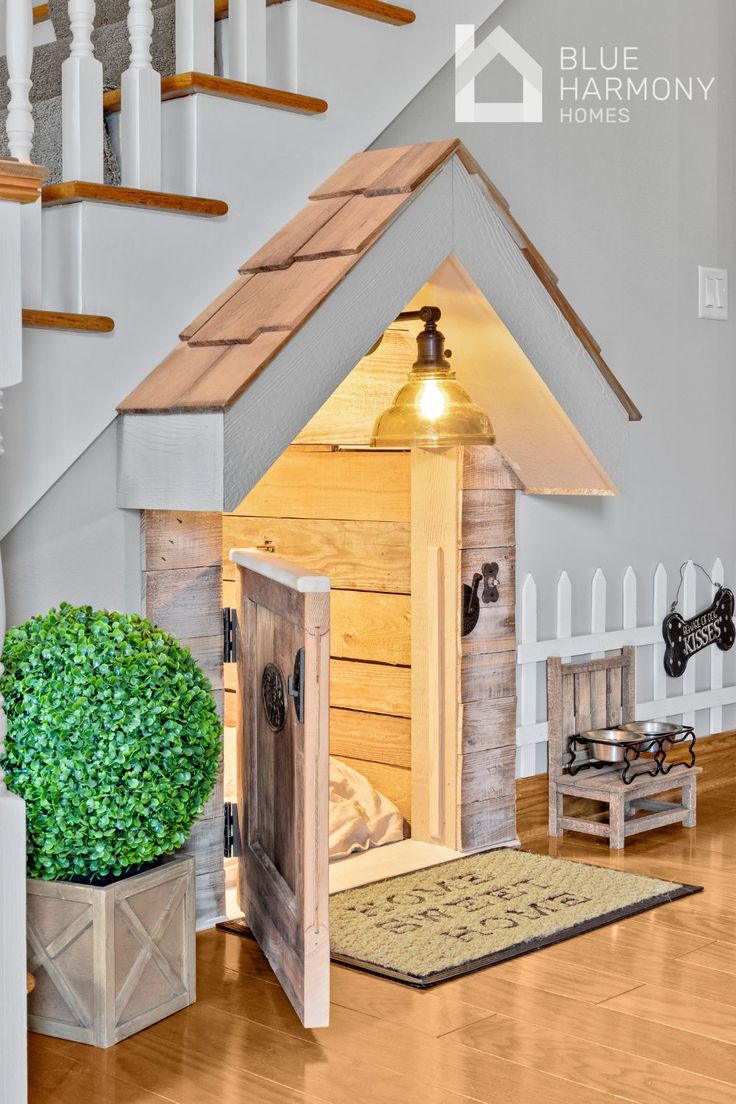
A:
[547,648,700,849]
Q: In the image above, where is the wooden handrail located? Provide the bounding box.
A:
[0,159,46,203]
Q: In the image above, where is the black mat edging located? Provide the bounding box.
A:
[329,881,703,987]
[217,880,703,989]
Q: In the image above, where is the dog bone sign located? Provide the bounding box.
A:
[662,586,736,677]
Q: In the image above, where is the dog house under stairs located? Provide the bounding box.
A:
[116,139,641,1028]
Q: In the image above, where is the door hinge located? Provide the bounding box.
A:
[223,607,238,663]
[224,801,238,858]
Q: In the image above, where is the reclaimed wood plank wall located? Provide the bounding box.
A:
[223,444,412,822]
[409,445,519,851]
[141,510,225,927]
[456,446,520,850]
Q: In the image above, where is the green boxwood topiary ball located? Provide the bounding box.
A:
[0,603,222,882]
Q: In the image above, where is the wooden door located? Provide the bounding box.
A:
[233,549,330,1028]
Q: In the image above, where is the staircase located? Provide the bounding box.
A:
[0,5,506,1097]
[0,0,503,541]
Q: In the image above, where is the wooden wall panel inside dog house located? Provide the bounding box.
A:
[223,442,413,824]
[293,328,414,446]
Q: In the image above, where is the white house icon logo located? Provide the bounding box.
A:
[455,25,543,124]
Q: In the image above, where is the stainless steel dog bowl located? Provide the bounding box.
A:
[582,727,649,763]
[621,720,683,751]
[621,720,682,737]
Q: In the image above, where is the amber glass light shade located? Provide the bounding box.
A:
[371,367,495,448]
[371,312,495,448]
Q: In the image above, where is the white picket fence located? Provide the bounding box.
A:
[516,559,734,777]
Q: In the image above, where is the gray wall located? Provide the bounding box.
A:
[376,0,736,745]
[1,423,141,626]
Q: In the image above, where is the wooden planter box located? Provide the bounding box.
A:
[27,856,196,1048]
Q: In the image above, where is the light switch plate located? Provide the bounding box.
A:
[699,265,728,320]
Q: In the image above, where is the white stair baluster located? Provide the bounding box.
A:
[229,0,267,85]
[121,0,161,189]
[5,2,43,307]
[5,0,34,162]
[62,0,104,182]
[175,0,214,75]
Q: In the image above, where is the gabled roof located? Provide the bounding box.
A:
[119,139,640,421]
[117,139,641,511]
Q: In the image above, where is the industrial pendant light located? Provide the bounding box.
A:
[371,306,495,449]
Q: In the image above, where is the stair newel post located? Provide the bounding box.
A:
[229,0,267,85]
[0,549,29,1104]
[62,0,104,182]
[6,2,44,307]
[121,0,162,189]
[5,0,34,163]
[175,0,214,76]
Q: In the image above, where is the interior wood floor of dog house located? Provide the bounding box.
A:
[28,732,736,1104]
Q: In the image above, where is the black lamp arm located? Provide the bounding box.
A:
[366,306,442,358]
[395,306,441,326]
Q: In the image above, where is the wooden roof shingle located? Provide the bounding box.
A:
[119,139,641,421]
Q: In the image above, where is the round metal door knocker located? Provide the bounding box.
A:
[261,662,286,732]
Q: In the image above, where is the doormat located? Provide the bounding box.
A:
[327,850,701,986]
[218,850,702,988]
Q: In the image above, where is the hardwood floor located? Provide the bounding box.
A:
[29,733,736,1103]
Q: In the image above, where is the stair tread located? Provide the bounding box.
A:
[306,0,415,24]
[32,3,49,23]
[22,309,115,334]
[42,181,228,217]
[103,72,328,116]
[214,0,289,15]
[214,0,414,24]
